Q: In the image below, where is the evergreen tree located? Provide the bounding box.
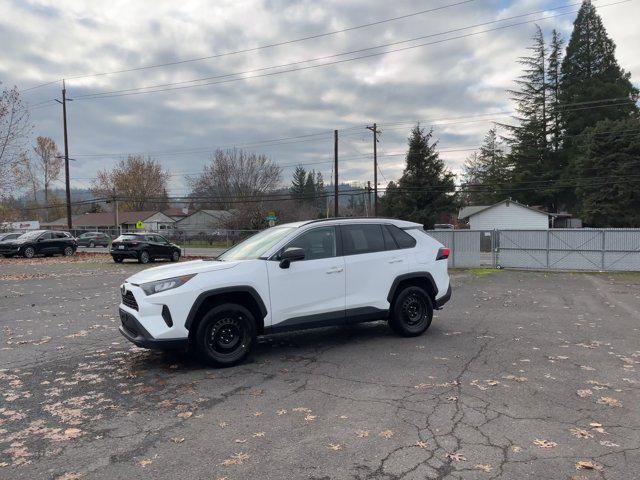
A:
[574,118,640,226]
[559,1,639,138]
[380,125,456,227]
[314,171,325,212]
[462,128,511,205]
[503,25,550,207]
[290,165,307,204]
[547,29,564,152]
[303,171,316,204]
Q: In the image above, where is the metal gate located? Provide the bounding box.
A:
[424,229,640,272]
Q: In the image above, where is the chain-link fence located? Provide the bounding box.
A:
[425,228,640,272]
[66,226,259,257]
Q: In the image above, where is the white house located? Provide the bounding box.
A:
[459,199,552,230]
[175,209,232,231]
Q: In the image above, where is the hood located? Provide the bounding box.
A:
[126,259,239,284]
[0,239,21,245]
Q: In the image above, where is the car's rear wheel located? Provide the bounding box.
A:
[195,303,255,367]
[63,246,74,257]
[89,241,95,248]
[171,250,180,262]
[138,250,150,264]
[22,246,35,258]
[389,286,433,337]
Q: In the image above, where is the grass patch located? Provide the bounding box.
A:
[468,268,498,277]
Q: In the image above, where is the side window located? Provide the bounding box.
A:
[282,227,336,261]
[341,224,385,255]
[39,232,53,240]
[388,225,417,249]
[382,225,398,250]
[156,235,169,244]
[55,232,69,239]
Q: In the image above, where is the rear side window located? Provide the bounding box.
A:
[382,225,398,250]
[341,224,385,255]
[387,225,417,249]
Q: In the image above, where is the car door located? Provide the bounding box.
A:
[52,232,69,253]
[155,235,172,258]
[341,224,409,316]
[35,231,55,254]
[266,226,346,329]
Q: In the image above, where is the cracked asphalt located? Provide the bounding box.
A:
[1,257,639,479]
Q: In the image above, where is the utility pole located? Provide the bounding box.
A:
[334,129,339,217]
[55,80,73,229]
[366,123,381,216]
[112,189,119,236]
[366,181,372,217]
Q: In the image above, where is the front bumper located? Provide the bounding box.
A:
[0,245,20,255]
[119,308,188,350]
[434,284,452,309]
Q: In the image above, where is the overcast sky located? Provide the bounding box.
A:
[1,0,638,196]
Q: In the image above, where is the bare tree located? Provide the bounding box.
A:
[188,149,282,211]
[91,155,170,211]
[0,85,32,198]
[33,136,62,205]
[15,152,39,203]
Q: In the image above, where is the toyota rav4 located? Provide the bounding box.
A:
[118,218,451,367]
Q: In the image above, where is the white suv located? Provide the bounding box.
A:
[118,218,451,366]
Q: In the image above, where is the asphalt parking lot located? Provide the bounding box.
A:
[1,256,639,479]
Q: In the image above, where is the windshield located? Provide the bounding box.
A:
[115,234,143,241]
[218,227,297,261]
[18,230,44,240]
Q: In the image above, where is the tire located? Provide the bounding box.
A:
[113,256,123,263]
[89,241,95,248]
[170,250,180,262]
[195,303,256,367]
[389,286,433,337]
[63,246,74,257]
[22,246,35,259]
[138,250,150,264]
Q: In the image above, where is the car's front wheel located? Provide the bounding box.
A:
[89,241,95,248]
[170,250,180,262]
[195,303,255,367]
[389,286,433,337]
[113,256,123,263]
[22,246,35,259]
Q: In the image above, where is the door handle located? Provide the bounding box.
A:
[388,258,403,264]
[326,267,344,274]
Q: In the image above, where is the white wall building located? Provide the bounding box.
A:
[459,199,552,230]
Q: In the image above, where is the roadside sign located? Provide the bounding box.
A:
[136,220,144,229]
[266,211,277,227]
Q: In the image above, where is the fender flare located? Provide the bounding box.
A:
[386,272,439,303]
[185,286,268,330]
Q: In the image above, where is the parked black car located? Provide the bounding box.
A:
[76,232,111,247]
[110,233,181,264]
[0,232,22,242]
[0,230,77,258]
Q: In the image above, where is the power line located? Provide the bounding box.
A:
[71,1,631,100]
[20,0,476,93]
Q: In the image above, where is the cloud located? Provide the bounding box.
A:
[1,0,638,194]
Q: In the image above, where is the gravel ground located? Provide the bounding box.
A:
[1,257,639,479]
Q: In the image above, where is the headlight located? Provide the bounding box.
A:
[140,274,196,295]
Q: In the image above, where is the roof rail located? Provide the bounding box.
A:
[303,216,401,225]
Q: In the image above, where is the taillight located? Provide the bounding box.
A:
[436,247,450,261]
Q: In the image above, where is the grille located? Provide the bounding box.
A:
[121,290,139,310]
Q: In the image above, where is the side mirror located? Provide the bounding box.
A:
[279,247,305,269]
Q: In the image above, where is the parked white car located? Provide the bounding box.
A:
[118,218,451,366]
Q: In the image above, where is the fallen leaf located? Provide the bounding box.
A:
[576,389,592,398]
[327,443,342,451]
[177,412,192,419]
[276,409,287,416]
[570,428,593,439]
[170,437,185,444]
[138,459,153,467]
[533,439,557,448]
[445,452,466,462]
[599,440,619,447]
[378,430,394,439]
[575,460,602,471]
[252,432,265,438]
[249,389,263,396]
[415,441,428,448]
[292,407,312,413]
[304,414,316,422]
[234,438,247,444]
[219,421,228,428]
[597,396,621,407]
[446,396,458,401]
[220,452,249,466]
[355,430,369,438]
[253,412,263,417]
[474,464,492,472]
